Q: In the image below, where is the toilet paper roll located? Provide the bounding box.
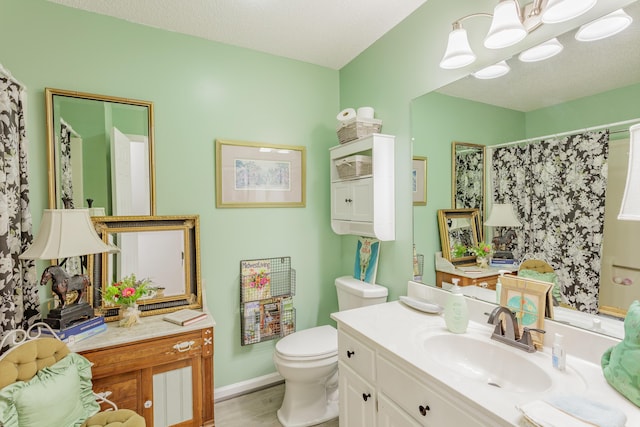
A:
[337,108,356,122]
[357,106,375,120]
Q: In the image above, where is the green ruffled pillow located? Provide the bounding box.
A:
[518,269,561,305]
[0,352,100,427]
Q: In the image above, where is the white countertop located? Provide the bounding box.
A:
[69,312,215,353]
[331,300,639,426]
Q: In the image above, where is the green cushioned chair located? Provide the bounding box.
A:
[0,333,145,427]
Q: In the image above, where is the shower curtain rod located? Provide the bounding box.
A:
[59,118,81,138]
[0,64,25,90]
[489,118,640,149]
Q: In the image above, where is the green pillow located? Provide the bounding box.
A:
[518,269,561,304]
[0,353,100,427]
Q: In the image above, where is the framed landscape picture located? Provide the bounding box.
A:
[216,139,306,208]
[413,156,427,206]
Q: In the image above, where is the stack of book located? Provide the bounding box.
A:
[38,315,107,344]
[490,258,518,268]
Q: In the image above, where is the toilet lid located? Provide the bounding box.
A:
[276,325,337,358]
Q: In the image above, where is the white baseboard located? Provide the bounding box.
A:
[214,372,284,402]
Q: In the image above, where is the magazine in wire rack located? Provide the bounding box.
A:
[240,257,296,345]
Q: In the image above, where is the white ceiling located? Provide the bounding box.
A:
[46,0,429,70]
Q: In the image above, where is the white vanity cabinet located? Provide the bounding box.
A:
[338,329,377,426]
[337,326,491,427]
[330,133,395,241]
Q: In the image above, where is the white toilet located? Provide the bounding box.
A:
[273,276,388,427]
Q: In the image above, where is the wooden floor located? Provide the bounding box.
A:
[215,383,340,427]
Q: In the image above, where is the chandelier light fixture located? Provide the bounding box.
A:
[440,0,630,76]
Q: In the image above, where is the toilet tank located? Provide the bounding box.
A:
[335,275,388,311]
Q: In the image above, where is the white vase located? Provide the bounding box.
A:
[476,256,489,269]
[118,303,141,327]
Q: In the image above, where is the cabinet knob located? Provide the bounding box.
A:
[362,393,371,402]
[144,400,153,409]
[346,350,355,358]
[419,404,430,416]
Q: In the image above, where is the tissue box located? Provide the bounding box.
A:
[335,155,372,179]
[336,118,382,144]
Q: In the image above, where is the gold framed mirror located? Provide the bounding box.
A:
[452,142,485,226]
[89,215,202,320]
[45,88,156,215]
[437,208,481,265]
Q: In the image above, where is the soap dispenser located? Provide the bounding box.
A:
[496,270,510,304]
[445,278,469,333]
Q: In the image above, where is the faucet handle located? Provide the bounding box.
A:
[520,327,546,349]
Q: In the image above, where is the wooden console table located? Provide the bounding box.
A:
[70,313,215,427]
[436,266,517,290]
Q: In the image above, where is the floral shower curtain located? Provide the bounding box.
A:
[59,119,74,207]
[0,66,38,334]
[491,130,610,313]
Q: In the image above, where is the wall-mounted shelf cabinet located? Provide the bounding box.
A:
[330,133,395,241]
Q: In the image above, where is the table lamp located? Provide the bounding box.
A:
[19,209,118,329]
[484,203,522,259]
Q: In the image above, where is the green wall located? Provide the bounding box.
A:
[1,0,342,388]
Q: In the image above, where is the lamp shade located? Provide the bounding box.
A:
[440,26,476,69]
[19,209,117,260]
[484,203,522,227]
[575,9,633,42]
[518,38,564,62]
[484,0,527,49]
[541,0,597,24]
[472,60,510,79]
[618,124,640,221]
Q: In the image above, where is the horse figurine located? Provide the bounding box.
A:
[40,265,90,309]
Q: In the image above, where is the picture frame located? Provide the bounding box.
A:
[412,156,427,206]
[499,275,553,349]
[215,139,306,208]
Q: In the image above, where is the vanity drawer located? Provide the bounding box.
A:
[377,355,483,427]
[338,330,376,383]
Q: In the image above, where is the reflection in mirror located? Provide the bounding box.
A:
[45,88,156,215]
[90,215,202,321]
[412,1,640,338]
[437,208,481,266]
[452,142,485,226]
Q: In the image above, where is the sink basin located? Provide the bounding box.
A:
[425,334,552,393]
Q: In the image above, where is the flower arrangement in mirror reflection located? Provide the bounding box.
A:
[469,242,493,258]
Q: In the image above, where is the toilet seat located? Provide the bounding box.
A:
[275,325,337,360]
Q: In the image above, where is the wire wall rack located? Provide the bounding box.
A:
[240,256,296,346]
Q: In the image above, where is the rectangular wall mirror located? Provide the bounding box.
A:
[45,88,156,215]
[437,208,481,266]
[90,215,202,320]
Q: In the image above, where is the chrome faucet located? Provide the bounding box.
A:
[487,306,545,353]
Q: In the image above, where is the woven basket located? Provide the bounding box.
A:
[335,155,372,179]
[337,118,382,144]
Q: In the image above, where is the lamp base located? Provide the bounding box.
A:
[44,302,94,330]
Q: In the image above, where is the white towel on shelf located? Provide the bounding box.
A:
[517,395,627,427]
